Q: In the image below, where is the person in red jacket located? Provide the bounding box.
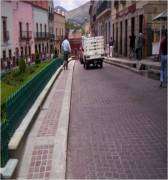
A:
[159,31,167,88]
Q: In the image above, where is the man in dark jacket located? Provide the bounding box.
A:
[159,31,167,87]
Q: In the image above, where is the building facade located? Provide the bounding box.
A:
[1,0,14,65]
[12,1,34,59]
[33,6,50,54]
[111,0,167,58]
[48,0,55,53]
[53,11,65,54]
[89,0,112,46]
[1,0,56,69]
[89,0,167,59]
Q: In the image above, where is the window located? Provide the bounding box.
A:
[39,44,41,53]
[40,24,42,36]
[26,22,29,31]
[36,23,38,37]
[21,47,23,56]
[9,49,12,58]
[25,46,27,56]
[35,44,38,52]
[131,17,135,34]
[2,17,7,42]
[29,46,31,55]
[108,21,110,39]
[36,23,38,32]
[139,15,143,33]
[19,22,22,38]
[26,22,29,37]
[44,24,46,33]
[113,24,114,39]
[42,43,44,52]
[3,50,6,59]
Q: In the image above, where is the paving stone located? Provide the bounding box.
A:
[27,145,54,179]
[66,62,167,179]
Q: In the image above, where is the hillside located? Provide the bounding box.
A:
[55,6,68,13]
[66,1,90,25]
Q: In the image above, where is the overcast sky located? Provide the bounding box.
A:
[53,0,89,11]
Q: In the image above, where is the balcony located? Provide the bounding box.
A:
[3,31,9,42]
[96,1,111,19]
[120,0,126,5]
[35,32,50,40]
[20,31,32,41]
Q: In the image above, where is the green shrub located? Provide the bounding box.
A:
[19,58,26,73]
[35,59,41,64]
[1,103,7,123]
[26,66,35,74]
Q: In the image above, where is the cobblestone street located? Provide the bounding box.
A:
[66,61,167,179]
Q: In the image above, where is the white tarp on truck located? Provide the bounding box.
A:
[82,36,104,59]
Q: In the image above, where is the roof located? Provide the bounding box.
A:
[54,11,65,17]
[153,10,168,21]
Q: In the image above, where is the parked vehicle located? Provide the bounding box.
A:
[81,36,105,69]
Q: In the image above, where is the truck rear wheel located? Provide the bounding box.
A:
[100,62,103,68]
[84,62,86,69]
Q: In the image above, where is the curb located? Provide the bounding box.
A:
[2,64,63,179]
[50,60,75,179]
[104,59,140,73]
[104,59,160,80]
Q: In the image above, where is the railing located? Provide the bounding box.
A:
[50,33,55,41]
[96,1,111,16]
[20,31,32,41]
[35,32,50,40]
[3,31,9,42]
[1,58,63,167]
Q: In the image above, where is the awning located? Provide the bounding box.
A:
[153,10,168,21]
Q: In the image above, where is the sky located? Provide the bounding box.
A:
[53,0,89,11]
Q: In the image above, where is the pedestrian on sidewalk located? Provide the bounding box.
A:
[61,34,71,70]
[159,31,167,88]
[129,33,135,59]
[109,37,114,57]
[136,32,144,61]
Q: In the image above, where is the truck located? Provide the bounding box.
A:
[81,36,105,69]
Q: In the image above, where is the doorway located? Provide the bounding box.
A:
[120,21,122,55]
[125,19,128,56]
[139,15,143,33]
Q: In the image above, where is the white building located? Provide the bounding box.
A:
[33,6,49,54]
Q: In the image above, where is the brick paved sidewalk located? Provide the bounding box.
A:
[16,62,73,179]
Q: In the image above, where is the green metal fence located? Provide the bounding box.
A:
[0,58,63,167]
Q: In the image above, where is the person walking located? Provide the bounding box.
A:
[138,32,144,60]
[159,31,167,88]
[129,33,135,59]
[61,34,71,70]
[109,37,114,57]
